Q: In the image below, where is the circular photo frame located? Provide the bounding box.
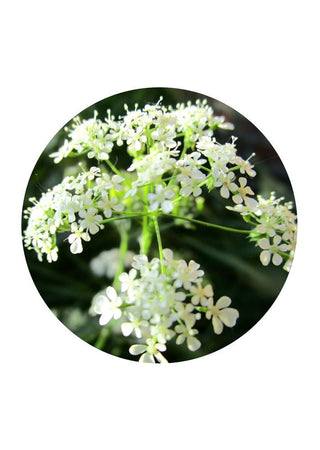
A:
[22,87,297,363]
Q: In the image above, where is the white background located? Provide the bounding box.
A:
[1,1,319,449]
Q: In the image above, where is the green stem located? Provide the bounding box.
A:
[106,159,123,176]
[95,327,110,350]
[153,215,165,273]
[194,306,208,313]
[160,213,251,234]
[140,187,153,254]
[279,251,290,259]
[113,230,129,290]
[99,212,251,235]
[99,212,149,225]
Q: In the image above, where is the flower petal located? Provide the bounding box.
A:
[99,310,113,326]
[139,353,155,363]
[187,336,201,352]
[272,253,283,266]
[163,248,173,261]
[204,284,214,297]
[70,238,83,254]
[219,308,239,327]
[216,296,231,309]
[155,352,168,363]
[260,250,271,266]
[121,322,134,337]
[258,238,270,250]
[106,286,117,301]
[176,334,185,345]
[113,309,122,320]
[212,316,223,334]
[129,344,146,356]
[161,200,173,214]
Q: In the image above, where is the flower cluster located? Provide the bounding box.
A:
[23,97,297,363]
[49,99,257,210]
[90,249,239,363]
[23,167,124,262]
[228,192,297,271]
[24,98,267,265]
[50,112,114,163]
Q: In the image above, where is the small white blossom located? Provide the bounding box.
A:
[190,281,214,306]
[175,325,201,351]
[123,125,147,151]
[232,177,257,208]
[236,154,256,177]
[205,296,239,335]
[119,269,137,293]
[258,235,290,266]
[172,259,204,290]
[79,207,103,235]
[92,286,122,326]
[68,223,91,254]
[214,171,238,199]
[147,185,175,213]
[129,339,168,363]
[97,194,124,218]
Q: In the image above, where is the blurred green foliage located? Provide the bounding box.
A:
[22,87,296,363]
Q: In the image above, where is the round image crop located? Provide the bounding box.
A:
[22,88,297,363]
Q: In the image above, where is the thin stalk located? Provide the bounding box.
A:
[106,159,123,176]
[113,230,129,290]
[140,186,153,254]
[153,215,165,273]
[160,213,251,234]
[99,212,251,235]
[95,327,109,350]
[99,212,150,225]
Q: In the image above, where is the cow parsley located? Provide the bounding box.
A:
[23,97,297,362]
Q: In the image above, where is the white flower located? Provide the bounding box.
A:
[150,127,177,149]
[95,173,124,192]
[190,281,214,306]
[129,338,168,363]
[235,154,256,177]
[127,149,176,185]
[258,235,290,266]
[175,325,201,351]
[150,320,176,344]
[119,269,137,293]
[178,174,205,198]
[174,302,197,329]
[232,177,257,208]
[79,207,103,234]
[121,314,148,339]
[131,254,149,271]
[256,216,282,237]
[92,286,122,326]
[68,223,91,254]
[46,246,59,263]
[173,259,204,290]
[205,296,239,335]
[147,184,175,213]
[214,171,238,199]
[97,195,124,218]
[123,125,147,151]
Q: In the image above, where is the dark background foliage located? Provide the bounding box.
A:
[22,87,296,362]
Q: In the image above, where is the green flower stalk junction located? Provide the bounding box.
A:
[23,98,297,363]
